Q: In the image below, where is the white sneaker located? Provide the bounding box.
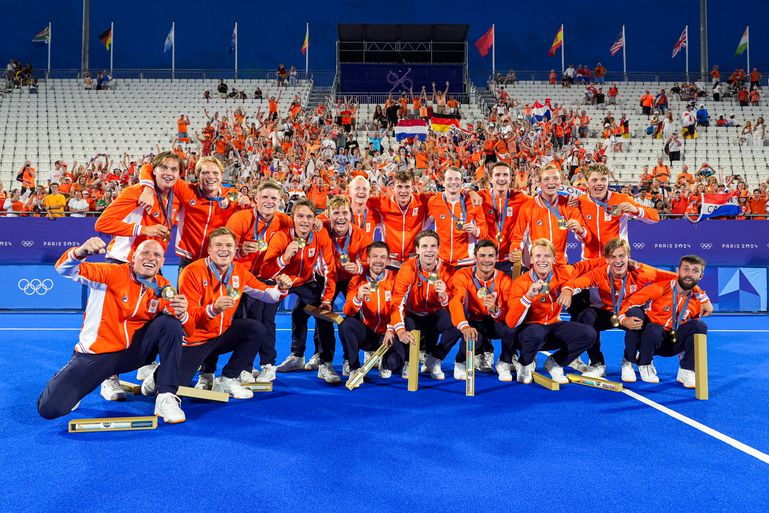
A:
[426,354,445,380]
[582,363,607,378]
[194,372,214,390]
[239,369,256,384]
[379,367,392,379]
[304,353,321,370]
[342,360,351,377]
[419,351,427,373]
[71,401,80,412]
[621,359,637,383]
[511,354,521,373]
[677,368,696,389]
[454,362,467,380]
[517,361,535,384]
[544,356,568,384]
[276,354,305,372]
[568,356,589,373]
[363,351,373,362]
[213,376,254,399]
[401,360,410,379]
[137,361,158,381]
[639,363,660,384]
[481,352,495,373]
[318,362,341,384]
[496,361,513,382]
[154,393,185,424]
[140,370,157,396]
[256,364,276,383]
[100,375,126,401]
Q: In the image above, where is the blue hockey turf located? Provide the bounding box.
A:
[1,313,768,512]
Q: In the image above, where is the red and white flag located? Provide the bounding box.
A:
[609,30,624,56]
[672,26,687,58]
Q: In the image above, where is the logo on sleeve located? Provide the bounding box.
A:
[308,248,316,258]
[630,285,637,293]
[507,207,513,217]
[537,220,543,226]
[385,291,392,301]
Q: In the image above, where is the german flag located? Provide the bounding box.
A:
[98,27,112,51]
[430,112,461,132]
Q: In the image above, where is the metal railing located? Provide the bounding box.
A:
[34,68,336,85]
[332,92,471,105]
[481,70,712,85]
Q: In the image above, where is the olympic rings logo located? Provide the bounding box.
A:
[21,240,34,247]
[566,243,578,249]
[633,243,645,249]
[18,278,54,296]
[700,243,713,249]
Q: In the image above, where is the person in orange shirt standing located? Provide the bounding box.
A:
[306,175,330,211]
[177,114,191,144]
[18,161,36,194]
[749,188,767,220]
[639,90,654,116]
[505,239,604,384]
[39,238,191,424]
[389,230,462,380]
[618,255,708,388]
[426,167,486,276]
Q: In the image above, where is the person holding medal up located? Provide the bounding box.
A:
[340,241,398,381]
[324,195,373,376]
[261,199,341,384]
[558,238,712,381]
[226,180,293,384]
[509,164,588,268]
[448,240,517,382]
[389,230,462,381]
[476,162,529,276]
[505,239,606,385]
[151,227,291,399]
[617,255,709,388]
[39,238,192,424]
[427,167,487,278]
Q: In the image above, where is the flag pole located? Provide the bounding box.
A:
[305,21,309,75]
[235,21,239,80]
[47,21,52,76]
[686,25,690,82]
[171,21,175,81]
[109,21,114,74]
[746,25,750,72]
[492,23,496,78]
[622,24,627,81]
[561,24,565,73]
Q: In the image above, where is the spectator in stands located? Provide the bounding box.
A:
[217,79,228,98]
[676,164,695,188]
[67,190,89,217]
[505,71,517,85]
[754,117,765,147]
[696,104,710,127]
[713,81,723,101]
[749,68,761,90]
[665,133,682,165]
[276,64,288,87]
[594,62,606,84]
[740,121,753,146]
[749,86,760,106]
[95,190,113,213]
[711,65,720,84]
[289,65,298,87]
[654,89,668,114]
[607,83,619,104]
[681,106,696,139]
[697,162,716,179]
[640,90,653,116]
[3,189,28,216]
[28,77,38,94]
[83,72,93,90]
[639,165,653,188]
[254,87,263,100]
[749,188,767,220]
[737,87,749,106]
[595,88,606,110]
[203,90,210,101]
[549,70,557,85]
[17,161,36,194]
[43,183,66,219]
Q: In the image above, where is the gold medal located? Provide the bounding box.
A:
[456,221,464,230]
[608,205,621,217]
[539,283,550,295]
[160,285,177,301]
[610,315,620,328]
[477,287,491,298]
[670,330,677,344]
[227,286,241,300]
[256,239,268,252]
[228,191,239,202]
[339,254,350,265]
[557,219,568,230]
[295,238,306,249]
[496,232,503,244]
[427,273,439,284]
[369,281,379,292]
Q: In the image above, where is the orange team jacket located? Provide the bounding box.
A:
[505,258,605,327]
[562,262,708,312]
[343,269,397,334]
[389,258,452,332]
[448,267,513,331]
[575,191,660,259]
[367,193,432,263]
[94,183,182,263]
[178,258,284,345]
[510,194,588,265]
[618,279,704,330]
[352,207,382,239]
[478,189,530,262]
[426,193,487,266]
[326,224,373,282]
[55,248,193,354]
[139,169,243,260]
[260,228,337,304]
[307,184,330,210]
[226,209,293,276]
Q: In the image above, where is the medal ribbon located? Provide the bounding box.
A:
[609,270,628,316]
[538,193,564,223]
[156,189,175,231]
[416,260,438,284]
[671,284,693,332]
[252,209,272,241]
[472,268,496,295]
[132,269,162,296]
[332,227,352,257]
[442,193,467,225]
[207,258,233,293]
[492,191,509,238]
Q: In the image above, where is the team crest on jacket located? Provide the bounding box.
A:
[308,248,316,257]
[190,199,197,205]
[122,295,128,303]
[630,285,637,293]
[203,280,208,286]
[412,208,419,217]
[664,306,671,311]
[537,220,543,226]
[385,291,392,300]
[149,299,159,313]
[153,212,159,218]
[440,214,446,220]
[232,275,240,288]
[586,214,592,220]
